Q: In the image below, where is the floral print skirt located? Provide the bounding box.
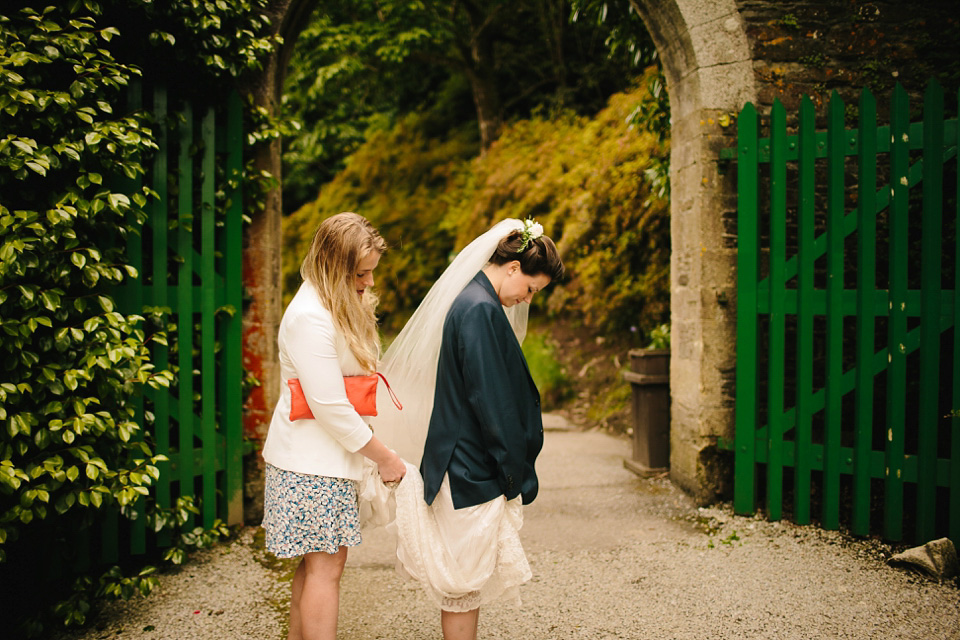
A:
[261,463,362,558]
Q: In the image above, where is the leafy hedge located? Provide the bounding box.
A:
[0,1,279,634]
[283,67,670,339]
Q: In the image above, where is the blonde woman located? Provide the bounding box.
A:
[261,212,405,640]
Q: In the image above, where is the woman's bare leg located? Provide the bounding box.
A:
[288,558,306,639]
[441,608,479,640]
[287,548,348,640]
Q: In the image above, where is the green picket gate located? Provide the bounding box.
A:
[102,85,245,563]
[726,81,959,546]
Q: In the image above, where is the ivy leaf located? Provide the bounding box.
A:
[107,192,130,211]
[25,161,48,176]
[17,286,36,303]
[12,138,37,154]
[40,290,61,311]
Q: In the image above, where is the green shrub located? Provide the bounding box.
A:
[0,2,279,633]
[521,330,572,410]
[285,67,670,338]
[0,7,170,630]
[445,66,671,334]
[647,323,670,349]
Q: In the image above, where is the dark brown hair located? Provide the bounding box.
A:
[490,232,565,283]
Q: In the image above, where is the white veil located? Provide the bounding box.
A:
[374,219,528,466]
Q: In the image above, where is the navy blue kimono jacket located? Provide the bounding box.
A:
[420,271,544,509]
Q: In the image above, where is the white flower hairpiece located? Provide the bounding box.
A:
[517,218,544,253]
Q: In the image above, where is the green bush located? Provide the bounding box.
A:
[0,7,170,630]
[647,323,670,349]
[521,330,572,410]
[284,67,670,337]
[445,66,671,333]
[0,2,280,633]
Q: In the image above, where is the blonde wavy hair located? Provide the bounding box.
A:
[300,212,387,373]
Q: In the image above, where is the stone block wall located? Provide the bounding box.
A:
[738,0,959,122]
[633,0,957,505]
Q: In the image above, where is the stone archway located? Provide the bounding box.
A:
[630,0,756,501]
[242,0,757,512]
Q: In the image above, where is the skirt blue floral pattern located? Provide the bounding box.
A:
[262,463,362,557]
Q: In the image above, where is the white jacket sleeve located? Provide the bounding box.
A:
[284,308,373,453]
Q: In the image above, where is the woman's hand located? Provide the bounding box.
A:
[357,435,407,484]
[377,451,406,484]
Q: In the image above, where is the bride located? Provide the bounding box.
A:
[370,218,565,640]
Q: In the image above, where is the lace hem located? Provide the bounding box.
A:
[388,464,531,612]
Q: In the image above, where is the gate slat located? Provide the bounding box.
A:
[794,96,815,525]
[201,107,217,528]
[129,83,148,556]
[917,81,944,543]
[151,86,172,547]
[750,443,957,490]
[823,92,846,531]
[734,103,759,515]
[738,120,956,164]
[853,89,877,536]
[767,100,787,521]
[178,102,196,530]
[223,93,245,525]
[948,84,960,546]
[757,288,954,318]
[885,84,909,541]
[953,87,960,547]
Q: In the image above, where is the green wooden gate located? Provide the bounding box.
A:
[727,81,959,546]
[105,85,245,561]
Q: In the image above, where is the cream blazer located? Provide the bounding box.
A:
[261,282,374,481]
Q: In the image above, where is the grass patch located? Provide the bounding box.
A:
[522,329,573,410]
[586,379,632,426]
[531,318,640,434]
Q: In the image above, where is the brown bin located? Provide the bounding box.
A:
[623,348,670,475]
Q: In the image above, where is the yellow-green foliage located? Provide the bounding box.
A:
[282,114,478,330]
[283,67,670,335]
[445,67,670,333]
[521,328,572,409]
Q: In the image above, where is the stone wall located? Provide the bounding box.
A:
[738,0,959,120]
[632,0,957,505]
[631,0,751,503]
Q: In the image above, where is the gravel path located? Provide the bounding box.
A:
[58,423,960,639]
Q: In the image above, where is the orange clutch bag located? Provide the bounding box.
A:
[287,373,401,419]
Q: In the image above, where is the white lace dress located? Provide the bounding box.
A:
[362,460,532,612]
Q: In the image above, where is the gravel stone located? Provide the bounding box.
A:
[57,426,960,639]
